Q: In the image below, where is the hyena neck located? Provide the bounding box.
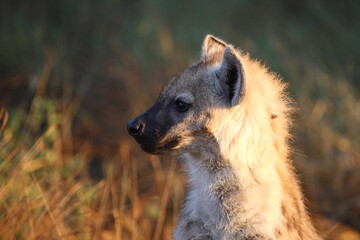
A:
[180,141,318,239]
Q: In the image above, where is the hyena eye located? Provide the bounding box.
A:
[175,100,190,112]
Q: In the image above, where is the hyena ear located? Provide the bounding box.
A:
[201,35,226,60]
[215,46,246,107]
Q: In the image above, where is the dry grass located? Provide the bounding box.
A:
[0,59,184,239]
[1,1,360,239]
[0,114,181,239]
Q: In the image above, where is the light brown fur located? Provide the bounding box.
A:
[174,36,320,239]
[127,35,321,239]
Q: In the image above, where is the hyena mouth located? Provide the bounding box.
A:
[140,138,180,154]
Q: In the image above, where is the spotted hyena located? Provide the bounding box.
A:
[127,35,320,240]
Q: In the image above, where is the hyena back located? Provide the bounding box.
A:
[127,35,320,240]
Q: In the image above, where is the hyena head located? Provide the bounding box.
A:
[127,35,247,156]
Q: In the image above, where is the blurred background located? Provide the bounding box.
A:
[1,0,360,239]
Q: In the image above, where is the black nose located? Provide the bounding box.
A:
[127,118,145,137]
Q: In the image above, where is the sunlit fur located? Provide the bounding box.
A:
[205,55,317,239]
[171,36,320,239]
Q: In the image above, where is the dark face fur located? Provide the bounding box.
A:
[127,35,245,155]
[127,63,212,155]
